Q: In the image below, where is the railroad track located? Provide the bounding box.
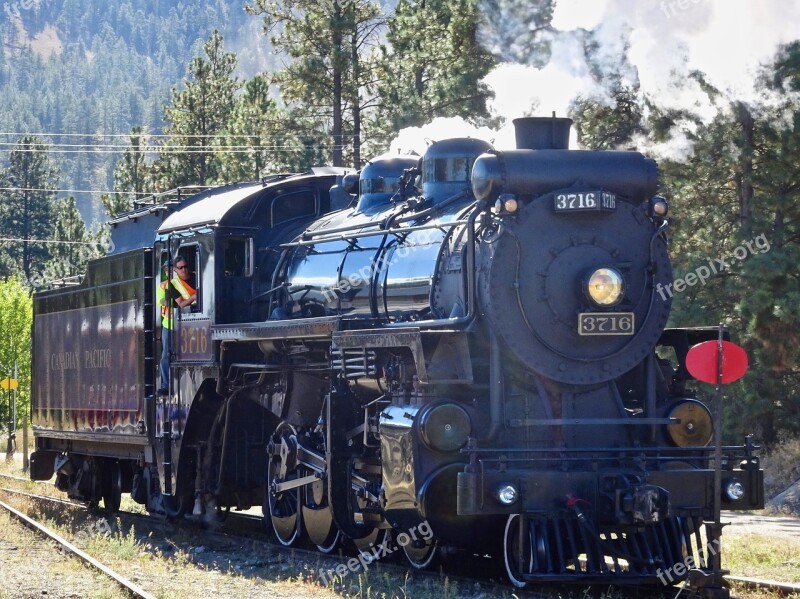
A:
[0,497,157,599]
[0,472,42,484]
[0,486,532,598]
[1,484,797,598]
[727,576,800,596]
[0,486,84,507]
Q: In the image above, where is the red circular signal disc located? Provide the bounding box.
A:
[685,340,748,385]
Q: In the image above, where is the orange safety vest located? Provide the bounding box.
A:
[159,275,196,329]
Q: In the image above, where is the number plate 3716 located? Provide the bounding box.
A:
[554,191,616,212]
[578,312,634,336]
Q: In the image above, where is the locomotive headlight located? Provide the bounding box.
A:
[725,479,745,501]
[650,196,669,217]
[496,484,518,505]
[491,194,519,214]
[502,196,519,213]
[586,268,624,306]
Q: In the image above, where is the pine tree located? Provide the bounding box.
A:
[153,30,241,189]
[218,75,280,182]
[571,84,645,150]
[247,0,385,168]
[729,43,800,442]
[0,136,57,283]
[372,0,497,147]
[656,45,800,443]
[43,196,99,282]
[106,127,153,217]
[0,278,32,430]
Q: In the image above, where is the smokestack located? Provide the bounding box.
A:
[513,115,572,150]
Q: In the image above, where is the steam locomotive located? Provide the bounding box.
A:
[30,117,763,590]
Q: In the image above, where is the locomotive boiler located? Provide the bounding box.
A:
[28,116,764,593]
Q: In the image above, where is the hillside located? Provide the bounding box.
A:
[0,0,266,224]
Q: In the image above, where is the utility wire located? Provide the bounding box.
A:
[0,237,107,246]
[0,187,139,195]
[0,146,338,156]
[0,142,324,149]
[0,131,289,139]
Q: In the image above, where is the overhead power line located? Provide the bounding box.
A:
[0,142,324,150]
[0,144,337,155]
[0,187,138,195]
[0,131,289,139]
[0,237,107,246]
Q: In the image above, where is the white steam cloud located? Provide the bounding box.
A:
[393,0,800,159]
[388,117,501,155]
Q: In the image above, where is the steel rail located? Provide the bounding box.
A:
[0,486,84,507]
[0,472,41,484]
[0,498,157,599]
[725,575,800,596]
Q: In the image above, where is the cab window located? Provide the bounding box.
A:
[223,237,253,277]
[175,244,201,313]
[271,189,317,227]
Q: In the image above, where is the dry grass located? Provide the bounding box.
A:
[0,507,125,598]
[724,532,800,583]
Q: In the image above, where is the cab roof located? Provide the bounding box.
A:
[157,182,264,234]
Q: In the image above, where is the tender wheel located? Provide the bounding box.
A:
[266,424,304,547]
[504,514,532,589]
[101,460,123,512]
[402,534,439,569]
[302,476,340,553]
[215,503,231,522]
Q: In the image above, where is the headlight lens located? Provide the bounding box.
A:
[650,195,669,217]
[497,484,518,505]
[587,268,624,306]
[725,480,745,501]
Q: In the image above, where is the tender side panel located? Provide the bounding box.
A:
[32,249,153,439]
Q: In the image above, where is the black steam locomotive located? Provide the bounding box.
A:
[30,117,763,590]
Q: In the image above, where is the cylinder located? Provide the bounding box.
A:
[471,149,659,202]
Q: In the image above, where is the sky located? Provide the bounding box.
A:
[391,0,800,157]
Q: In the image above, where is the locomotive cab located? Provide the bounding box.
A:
[149,173,346,506]
[30,171,347,515]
